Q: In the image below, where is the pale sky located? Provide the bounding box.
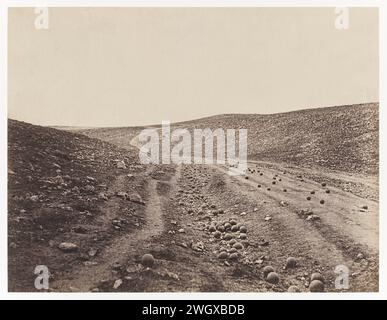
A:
[8,7,378,127]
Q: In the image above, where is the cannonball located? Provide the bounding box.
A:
[229,253,239,261]
[285,257,297,269]
[266,272,279,284]
[223,234,233,241]
[229,239,237,245]
[141,254,155,267]
[213,231,221,239]
[218,251,229,260]
[229,247,237,254]
[309,280,324,292]
[231,225,239,232]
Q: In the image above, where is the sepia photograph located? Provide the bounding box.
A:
[6,6,380,295]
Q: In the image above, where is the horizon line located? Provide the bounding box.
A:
[8,101,379,130]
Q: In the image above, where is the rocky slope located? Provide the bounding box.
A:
[8,119,148,291]
[171,103,379,174]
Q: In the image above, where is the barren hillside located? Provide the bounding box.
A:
[8,103,379,293]
[8,119,149,291]
[75,103,379,174]
[171,103,379,174]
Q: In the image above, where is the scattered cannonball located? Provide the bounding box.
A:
[288,285,300,292]
[213,231,222,239]
[325,190,330,194]
[306,196,311,201]
[309,280,324,292]
[141,253,155,267]
[320,199,325,204]
[229,247,237,254]
[229,253,239,261]
[266,272,280,284]
[260,173,263,176]
[321,183,327,187]
[263,266,275,277]
[245,176,249,180]
[267,188,271,191]
[279,179,282,182]
[233,242,243,250]
[285,257,297,269]
[272,181,276,185]
[362,205,368,210]
[258,184,262,188]
[239,226,247,233]
[311,272,325,283]
[230,220,237,226]
[310,191,315,194]
[283,189,287,192]
[218,251,229,260]
[223,234,233,241]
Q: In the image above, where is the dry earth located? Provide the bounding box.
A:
[8,103,379,292]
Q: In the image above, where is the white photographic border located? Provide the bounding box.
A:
[0,0,385,300]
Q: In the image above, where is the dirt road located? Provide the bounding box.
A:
[49,156,377,292]
[50,165,181,292]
